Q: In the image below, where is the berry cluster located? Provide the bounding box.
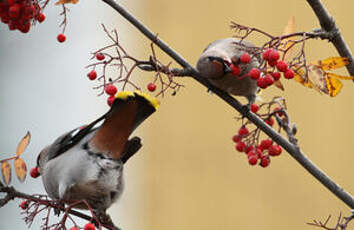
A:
[0,0,45,33]
[229,49,295,90]
[232,101,287,167]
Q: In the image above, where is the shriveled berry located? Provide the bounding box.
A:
[248,68,261,80]
[87,70,97,80]
[257,77,268,89]
[230,63,241,76]
[284,69,295,79]
[238,126,249,136]
[263,74,274,86]
[248,155,258,165]
[267,59,278,67]
[57,33,66,43]
[105,84,117,96]
[235,141,246,152]
[232,135,241,143]
[19,201,29,210]
[271,72,281,81]
[269,144,282,156]
[260,139,273,150]
[107,95,115,107]
[262,49,272,61]
[276,61,288,72]
[84,223,96,230]
[265,117,274,126]
[95,53,105,61]
[250,103,259,113]
[30,167,40,178]
[36,12,45,23]
[240,53,251,64]
[269,50,280,61]
[147,83,157,92]
[260,156,270,167]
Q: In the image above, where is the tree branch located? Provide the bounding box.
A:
[306,0,354,76]
[100,0,354,209]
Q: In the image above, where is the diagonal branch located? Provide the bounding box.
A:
[100,0,354,209]
[306,0,354,76]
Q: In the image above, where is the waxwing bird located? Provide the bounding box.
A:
[196,38,260,105]
[36,91,159,218]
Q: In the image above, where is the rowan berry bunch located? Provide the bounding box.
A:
[232,97,293,168]
[86,25,183,106]
[0,0,47,33]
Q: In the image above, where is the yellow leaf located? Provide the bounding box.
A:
[14,158,27,182]
[1,161,11,186]
[281,16,295,61]
[273,80,285,91]
[315,57,349,71]
[326,73,354,80]
[16,131,31,156]
[325,76,343,97]
[55,0,79,5]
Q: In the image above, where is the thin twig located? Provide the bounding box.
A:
[101,0,354,209]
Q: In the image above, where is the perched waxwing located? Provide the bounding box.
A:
[36,91,159,218]
[196,38,260,105]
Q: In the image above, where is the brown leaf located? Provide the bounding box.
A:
[55,0,79,5]
[1,161,11,186]
[16,131,31,156]
[273,80,285,91]
[14,158,27,182]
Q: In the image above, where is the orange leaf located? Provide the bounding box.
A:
[16,131,31,156]
[326,73,354,80]
[281,16,295,61]
[55,0,79,5]
[14,158,27,182]
[1,161,11,186]
[315,57,349,71]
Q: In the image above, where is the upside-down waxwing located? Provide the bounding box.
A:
[35,91,159,218]
[196,38,260,105]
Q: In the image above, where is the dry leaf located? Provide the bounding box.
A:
[315,57,349,71]
[1,161,11,186]
[326,73,354,80]
[16,131,31,156]
[55,0,79,5]
[14,158,27,182]
[273,80,285,91]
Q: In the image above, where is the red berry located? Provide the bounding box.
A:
[260,139,273,150]
[147,83,157,92]
[107,95,115,107]
[230,63,241,76]
[19,201,29,210]
[250,103,259,113]
[238,126,249,136]
[30,167,40,178]
[265,117,274,126]
[240,53,251,64]
[262,49,272,60]
[57,33,66,43]
[19,20,30,33]
[247,150,256,158]
[8,4,19,19]
[260,156,270,167]
[7,0,16,5]
[284,69,294,79]
[273,106,283,116]
[255,148,263,158]
[235,141,246,152]
[271,72,281,81]
[8,20,17,30]
[69,227,79,230]
[269,144,282,156]
[95,53,105,61]
[276,61,288,72]
[245,146,255,154]
[257,77,268,89]
[36,12,45,23]
[87,70,97,80]
[84,223,96,230]
[24,5,35,18]
[232,135,241,143]
[263,74,274,86]
[267,59,278,67]
[269,50,280,61]
[248,155,258,165]
[248,68,261,80]
[104,84,117,96]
